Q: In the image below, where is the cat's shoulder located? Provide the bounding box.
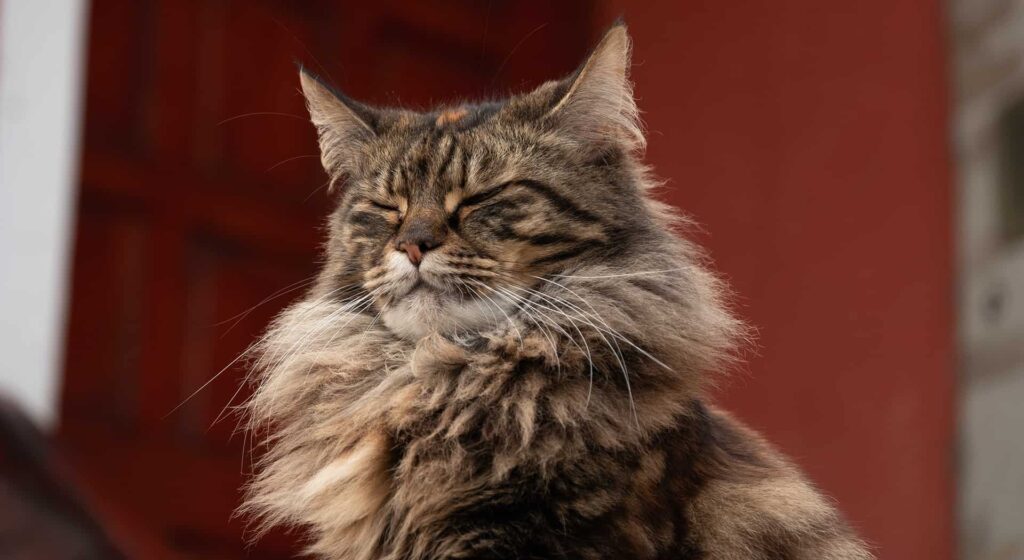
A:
[680,404,875,559]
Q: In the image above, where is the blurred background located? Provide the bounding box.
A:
[0,0,1019,558]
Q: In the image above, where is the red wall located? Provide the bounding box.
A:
[599,2,955,558]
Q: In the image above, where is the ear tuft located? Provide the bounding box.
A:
[298,68,378,182]
[547,22,644,151]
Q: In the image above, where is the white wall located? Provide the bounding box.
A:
[950,0,1024,557]
[0,0,89,428]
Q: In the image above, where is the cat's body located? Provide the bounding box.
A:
[243,24,873,559]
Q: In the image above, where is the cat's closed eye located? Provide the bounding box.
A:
[448,184,512,229]
[368,200,400,213]
[456,183,507,210]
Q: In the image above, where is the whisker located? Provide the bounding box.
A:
[169,284,361,420]
[307,293,380,366]
[279,293,375,371]
[530,274,673,371]
[551,267,691,280]
[264,154,319,173]
[458,280,502,333]
[215,275,322,335]
[260,287,371,368]
[217,111,307,126]
[209,286,371,431]
[492,272,644,426]
[465,279,522,346]
[498,283,596,404]
[304,178,332,202]
[492,287,561,372]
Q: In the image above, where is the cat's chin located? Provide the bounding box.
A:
[381,287,507,341]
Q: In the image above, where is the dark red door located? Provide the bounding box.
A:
[58,2,594,557]
[600,2,955,558]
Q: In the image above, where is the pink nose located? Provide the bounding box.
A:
[398,242,424,266]
[394,218,446,266]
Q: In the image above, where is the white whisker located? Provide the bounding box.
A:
[551,267,692,280]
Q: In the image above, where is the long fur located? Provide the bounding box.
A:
[241,23,873,559]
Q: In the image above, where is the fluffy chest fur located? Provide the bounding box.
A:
[243,291,870,560]
[243,297,700,559]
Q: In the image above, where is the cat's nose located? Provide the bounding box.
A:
[395,219,446,266]
[396,238,440,266]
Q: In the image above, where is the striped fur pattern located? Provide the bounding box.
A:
[242,23,873,559]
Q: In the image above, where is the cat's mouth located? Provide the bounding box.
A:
[391,257,468,299]
[375,250,512,339]
[396,275,475,307]
[394,272,447,299]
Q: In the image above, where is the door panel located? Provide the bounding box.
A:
[60,1,593,557]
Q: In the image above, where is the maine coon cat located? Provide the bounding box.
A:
[242,23,874,559]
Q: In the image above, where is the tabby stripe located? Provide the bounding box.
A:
[629,278,675,301]
[347,211,389,234]
[460,184,507,208]
[514,179,602,223]
[415,156,429,179]
[530,243,592,265]
[521,232,580,246]
[434,136,459,183]
[493,228,579,246]
[383,164,401,195]
[448,211,461,230]
[393,166,408,196]
[457,147,472,191]
[388,146,413,192]
[472,200,527,221]
[413,134,433,180]
[476,149,494,175]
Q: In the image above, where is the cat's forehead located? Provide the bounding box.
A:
[387,99,505,134]
[356,93,556,199]
[362,128,484,200]
[379,82,559,136]
[428,100,504,131]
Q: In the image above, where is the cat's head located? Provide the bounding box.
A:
[301,23,667,340]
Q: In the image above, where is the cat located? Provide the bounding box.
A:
[241,22,874,560]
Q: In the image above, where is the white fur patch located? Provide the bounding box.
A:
[381,252,513,340]
[301,439,380,500]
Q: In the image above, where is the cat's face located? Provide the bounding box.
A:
[333,122,620,340]
[302,25,645,339]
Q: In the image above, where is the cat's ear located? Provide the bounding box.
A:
[298,67,379,180]
[545,22,643,151]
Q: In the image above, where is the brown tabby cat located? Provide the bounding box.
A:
[242,22,874,560]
